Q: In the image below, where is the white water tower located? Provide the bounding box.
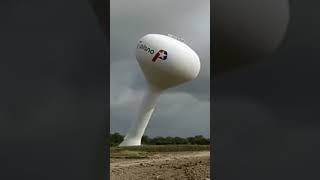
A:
[119,34,201,147]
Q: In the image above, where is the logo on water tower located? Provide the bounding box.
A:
[152,49,168,62]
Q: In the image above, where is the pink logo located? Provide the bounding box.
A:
[152,50,168,62]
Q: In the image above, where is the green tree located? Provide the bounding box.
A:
[109,132,210,146]
[110,133,124,147]
[193,135,210,145]
[187,137,196,145]
[186,135,210,145]
[150,137,167,145]
[141,135,151,144]
[165,136,174,144]
[174,137,188,144]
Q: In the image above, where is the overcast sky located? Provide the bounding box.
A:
[110,0,210,138]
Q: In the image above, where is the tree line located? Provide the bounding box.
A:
[110,132,210,147]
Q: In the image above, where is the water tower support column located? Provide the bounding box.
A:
[119,85,160,146]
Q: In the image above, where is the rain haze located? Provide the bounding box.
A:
[110,0,210,138]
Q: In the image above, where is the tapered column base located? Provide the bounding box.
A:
[119,137,141,147]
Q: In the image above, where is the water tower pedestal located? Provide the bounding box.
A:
[119,86,160,146]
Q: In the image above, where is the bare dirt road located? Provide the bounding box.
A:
[110,151,210,180]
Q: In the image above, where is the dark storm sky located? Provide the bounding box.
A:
[214,1,320,179]
[110,0,210,138]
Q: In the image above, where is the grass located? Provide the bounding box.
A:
[111,150,151,159]
[110,145,210,159]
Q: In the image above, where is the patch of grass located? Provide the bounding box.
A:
[110,145,210,159]
[111,150,152,159]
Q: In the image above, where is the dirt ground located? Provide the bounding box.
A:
[110,151,210,180]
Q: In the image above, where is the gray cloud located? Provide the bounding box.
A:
[110,0,210,137]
